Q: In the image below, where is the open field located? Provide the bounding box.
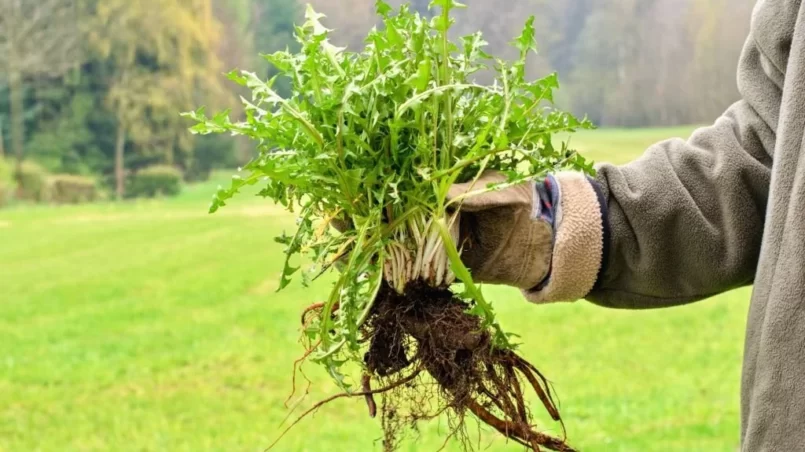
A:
[0,125,750,451]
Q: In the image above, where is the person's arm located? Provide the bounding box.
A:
[580,4,787,309]
[448,1,788,307]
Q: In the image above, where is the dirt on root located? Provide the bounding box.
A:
[284,282,576,451]
[357,282,576,452]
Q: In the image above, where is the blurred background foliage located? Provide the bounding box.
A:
[0,0,753,205]
[0,2,759,450]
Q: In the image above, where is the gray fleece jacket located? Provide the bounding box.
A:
[577,0,805,449]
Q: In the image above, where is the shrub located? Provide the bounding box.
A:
[0,157,12,207]
[48,174,97,204]
[128,165,182,198]
[185,134,238,182]
[184,158,212,183]
[17,160,50,202]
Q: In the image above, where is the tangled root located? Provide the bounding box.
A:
[283,282,577,452]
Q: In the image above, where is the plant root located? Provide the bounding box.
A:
[283,282,576,452]
[267,368,423,451]
[361,282,575,451]
[362,373,377,418]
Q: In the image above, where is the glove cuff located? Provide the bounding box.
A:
[522,172,605,303]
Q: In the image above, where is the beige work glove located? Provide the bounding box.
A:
[447,171,552,289]
[447,170,606,303]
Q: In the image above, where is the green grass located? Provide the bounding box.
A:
[569,126,703,164]
[0,126,748,452]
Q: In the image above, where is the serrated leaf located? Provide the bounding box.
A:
[512,16,537,58]
[375,0,393,16]
[386,21,403,47]
[430,14,455,33]
[226,70,248,86]
[185,0,594,393]
[303,5,330,36]
[278,262,300,291]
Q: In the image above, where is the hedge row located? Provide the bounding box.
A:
[0,157,12,207]
[49,174,98,204]
[0,159,184,206]
[127,165,182,198]
[17,161,51,202]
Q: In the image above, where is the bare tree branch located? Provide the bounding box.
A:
[0,0,82,172]
[0,0,81,76]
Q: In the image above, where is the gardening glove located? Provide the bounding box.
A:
[330,217,351,234]
[328,216,352,272]
[447,170,608,303]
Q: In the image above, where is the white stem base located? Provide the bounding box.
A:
[384,212,461,292]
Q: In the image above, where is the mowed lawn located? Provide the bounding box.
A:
[0,126,751,452]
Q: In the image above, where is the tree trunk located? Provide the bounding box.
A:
[7,0,23,178]
[0,116,5,159]
[9,71,24,181]
[115,122,126,199]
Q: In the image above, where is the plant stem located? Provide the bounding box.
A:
[440,3,453,170]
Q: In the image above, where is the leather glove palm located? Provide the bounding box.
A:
[449,170,606,303]
[447,171,552,290]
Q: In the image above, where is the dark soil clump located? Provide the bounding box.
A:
[359,282,577,452]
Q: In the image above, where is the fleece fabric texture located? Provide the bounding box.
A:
[583,0,805,449]
[523,172,604,303]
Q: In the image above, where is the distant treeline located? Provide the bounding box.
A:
[320,0,754,126]
[0,0,753,199]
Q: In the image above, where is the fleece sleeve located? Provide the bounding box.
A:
[584,2,789,309]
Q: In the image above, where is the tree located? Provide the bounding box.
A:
[213,0,254,76]
[684,0,752,121]
[250,0,301,97]
[0,0,764,193]
[0,116,5,158]
[25,80,106,175]
[0,0,81,176]
[85,0,226,198]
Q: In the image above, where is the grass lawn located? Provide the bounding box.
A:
[0,126,750,451]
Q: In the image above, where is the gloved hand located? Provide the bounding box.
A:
[447,170,607,303]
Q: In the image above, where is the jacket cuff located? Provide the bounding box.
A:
[522,172,605,303]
